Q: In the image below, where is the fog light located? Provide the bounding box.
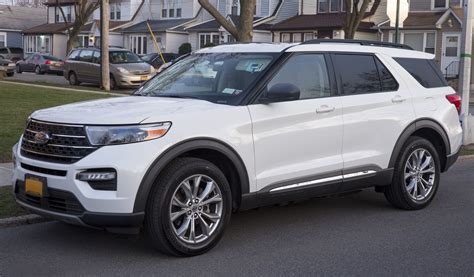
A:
[77,171,116,181]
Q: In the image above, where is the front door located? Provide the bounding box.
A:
[441,33,461,77]
[249,53,343,193]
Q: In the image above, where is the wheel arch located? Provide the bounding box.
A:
[389,118,451,171]
[133,138,250,213]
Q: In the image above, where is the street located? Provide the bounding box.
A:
[0,158,473,276]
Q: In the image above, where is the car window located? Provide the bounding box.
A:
[92,51,101,64]
[375,57,399,91]
[0,48,7,54]
[394,58,447,88]
[141,53,155,62]
[333,54,381,95]
[266,54,331,100]
[42,55,61,61]
[79,50,94,63]
[68,50,81,60]
[10,48,23,54]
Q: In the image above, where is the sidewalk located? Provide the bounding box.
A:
[0,163,13,187]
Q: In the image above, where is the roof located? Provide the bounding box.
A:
[43,0,78,6]
[403,12,445,28]
[80,20,131,33]
[271,13,375,31]
[196,43,295,53]
[23,23,72,34]
[0,5,47,31]
[186,16,267,32]
[121,19,191,33]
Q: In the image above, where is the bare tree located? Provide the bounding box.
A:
[56,0,100,52]
[343,0,371,39]
[197,0,256,42]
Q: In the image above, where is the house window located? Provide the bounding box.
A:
[56,6,72,22]
[0,32,6,48]
[78,35,90,48]
[169,8,175,17]
[176,8,182,17]
[24,35,52,53]
[433,0,448,9]
[162,9,167,18]
[318,0,329,12]
[129,35,148,55]
[399,32,436,54]
[281,33,291,42]
[292,33,302,42]
[110,3,121,20]
[330,0,340,12]
[199,33,220,48]
[304,33,314,41]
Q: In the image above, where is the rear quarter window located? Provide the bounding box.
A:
[394,58,447,88]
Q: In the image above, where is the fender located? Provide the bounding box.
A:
[388,118,451,169]
[132,138,250,213]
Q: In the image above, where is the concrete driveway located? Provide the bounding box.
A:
[0,163,12,187]
[0,158,473,276]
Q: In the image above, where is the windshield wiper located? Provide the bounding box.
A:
[154,94,203,100]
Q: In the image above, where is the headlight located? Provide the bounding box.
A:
[150,66,156,74]
[117,67,129,74]
[85,122,171,146]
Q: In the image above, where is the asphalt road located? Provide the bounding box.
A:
[1,158,473,276]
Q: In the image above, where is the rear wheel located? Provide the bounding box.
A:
[68,71,80,86]
[34,66,43,75]
[110,75,117,90]
[15,64,22,73]
[384,136,440,210]
[146,158,232,256]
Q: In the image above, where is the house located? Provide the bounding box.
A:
[378,0,466,77]
[270,0,387,42]
[0,5,46,49]
[22,0,135,58]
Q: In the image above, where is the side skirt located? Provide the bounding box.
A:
[240,168,393,211]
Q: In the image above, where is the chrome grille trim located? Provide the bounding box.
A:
[21,147,84,159]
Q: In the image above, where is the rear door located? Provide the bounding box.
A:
[249,53,344,194]
[76,49,94,81]
[333,53,415,185]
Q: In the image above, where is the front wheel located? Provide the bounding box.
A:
[146,158,232,256]
[68,72,80,86]
[15,65,22,73]
[384,136,441,210]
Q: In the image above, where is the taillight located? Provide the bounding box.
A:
[45,60,51,65]
[446,94,461,114]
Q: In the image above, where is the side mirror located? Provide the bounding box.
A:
[260,83,300,104]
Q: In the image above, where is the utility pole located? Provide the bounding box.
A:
[394,0,400,43]
[459,0,473,145]
[100,0,110,91]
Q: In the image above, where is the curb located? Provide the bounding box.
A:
[0,80,126,97]
[0,214,48,229]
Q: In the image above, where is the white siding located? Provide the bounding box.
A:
[165,32,189,52]
[252,31,272,42]
[188,32,199,51]
[301,0,317,15]
[52,34,67,58]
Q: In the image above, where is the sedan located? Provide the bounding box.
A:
[0,58,16,77]
[16,54,64,75]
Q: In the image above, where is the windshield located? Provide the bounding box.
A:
[109,51,143,64]
[135,53,278,105]
[141,53,155,62]
[42,55,61,61]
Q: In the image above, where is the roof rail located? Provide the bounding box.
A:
[300,39,413,50]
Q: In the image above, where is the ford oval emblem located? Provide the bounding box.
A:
[34,131,51,145]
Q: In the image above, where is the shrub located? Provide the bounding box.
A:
[178,43,192,55]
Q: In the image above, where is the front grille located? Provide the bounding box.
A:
[21,119,98,164]
[21,163,67,177]
[15,181,85,215]
[131,70,150,75]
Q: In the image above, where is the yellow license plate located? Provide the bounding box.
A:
[140,76,149,81]
[25,176,44,197]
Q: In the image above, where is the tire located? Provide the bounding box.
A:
[34,66,43,75]
[146,157,232,256]
[15,65,22,73]
[6,72,14,77]
[68,71,80,86]
[384,136,441,210]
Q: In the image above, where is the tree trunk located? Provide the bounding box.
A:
[101,0,110,91]
[343,0,371,39]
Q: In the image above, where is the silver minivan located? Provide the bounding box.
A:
[64,47,156,89]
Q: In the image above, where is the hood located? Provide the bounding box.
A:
[31,96,226,125]
[113,62,152,73]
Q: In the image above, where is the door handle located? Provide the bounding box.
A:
[392,95,406,103]
[316,105,335,113]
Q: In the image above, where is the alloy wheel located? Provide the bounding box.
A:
[169,174,223,244]
[404,148,436,201]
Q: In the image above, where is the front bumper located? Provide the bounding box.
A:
[116,73,155,87]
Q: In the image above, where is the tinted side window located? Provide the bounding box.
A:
[79,50,93,63]
[267,54,331,100]
[394,58,447,88]
[0,48,7,54]
[375,58,399,91]
[333,54,381,95]
[92,51,100,64]
[68,50,81,60]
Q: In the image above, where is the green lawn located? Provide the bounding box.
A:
[0,186,28,219]
[0,83,112,162]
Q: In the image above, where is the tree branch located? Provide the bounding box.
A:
[197,0,239,39]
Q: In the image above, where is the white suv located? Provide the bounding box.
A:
[12,40,462,256]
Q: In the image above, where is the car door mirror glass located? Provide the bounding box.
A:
[260,83,300,104]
